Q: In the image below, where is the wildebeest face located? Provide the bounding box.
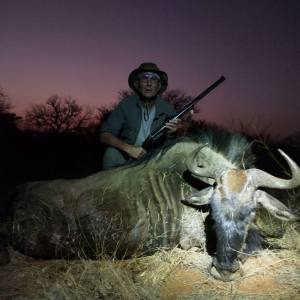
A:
[183,146,300,282]
[209,169,257,281]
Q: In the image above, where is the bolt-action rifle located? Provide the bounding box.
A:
[142,76,226,150]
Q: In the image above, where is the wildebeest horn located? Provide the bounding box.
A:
[185,144,217,178]
[249,149,300,189]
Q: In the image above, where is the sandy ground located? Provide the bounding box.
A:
[1,248,300,300]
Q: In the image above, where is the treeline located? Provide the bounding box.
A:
[0,87,203,195]
[0,85,299,196]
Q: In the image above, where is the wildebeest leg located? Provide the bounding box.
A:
[179,207,208,251]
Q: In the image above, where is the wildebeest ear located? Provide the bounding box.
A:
[255,190,300,221]
[181,186,213,206]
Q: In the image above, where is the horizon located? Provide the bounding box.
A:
[1,0,300,139]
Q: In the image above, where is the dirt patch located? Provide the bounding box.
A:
[1,249,300,300]
[0,257,52,299]
[161,256,299,300]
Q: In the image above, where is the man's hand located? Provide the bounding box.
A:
[101,132,146,160]
[125,145,147,159]
[165,118,182,134]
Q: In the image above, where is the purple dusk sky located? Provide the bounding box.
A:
[1,0,299,138]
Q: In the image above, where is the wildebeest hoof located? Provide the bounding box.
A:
[210,265,238,282]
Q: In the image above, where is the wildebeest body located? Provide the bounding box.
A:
[1,129,299,282]
[2,141,204,259]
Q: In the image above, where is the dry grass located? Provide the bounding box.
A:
[23,247,212,300]
[2,222,300,300]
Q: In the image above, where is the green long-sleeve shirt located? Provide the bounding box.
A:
[100,94,176,145]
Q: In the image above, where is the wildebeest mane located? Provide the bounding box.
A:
[127,128,255,169]
[189,129,256,169]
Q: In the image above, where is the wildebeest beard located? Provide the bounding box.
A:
[210,196,256,274]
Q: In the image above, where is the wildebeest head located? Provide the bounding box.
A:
[183,145,300,282]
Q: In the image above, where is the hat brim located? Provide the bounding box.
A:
[128,68,168,94]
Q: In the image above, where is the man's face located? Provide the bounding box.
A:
[134,75,162,100]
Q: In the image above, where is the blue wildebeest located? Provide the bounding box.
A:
[0,130,299,281]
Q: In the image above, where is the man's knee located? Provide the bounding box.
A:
[102,147,128,170]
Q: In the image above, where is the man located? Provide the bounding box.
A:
[100,62,181,170]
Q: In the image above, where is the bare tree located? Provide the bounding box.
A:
[0,85,13,114]
[25,95,95,134]
[95,90,134,126]
[0,85,22,134]
[117,89,135,101]
[161,89,199,114]
[96,103,118,127]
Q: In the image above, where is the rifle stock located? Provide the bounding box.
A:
[142,76,226,150]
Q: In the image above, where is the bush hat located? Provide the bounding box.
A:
[128,62,168,94]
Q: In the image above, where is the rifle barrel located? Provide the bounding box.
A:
[172,75,226,120]
[142,76,226,149]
